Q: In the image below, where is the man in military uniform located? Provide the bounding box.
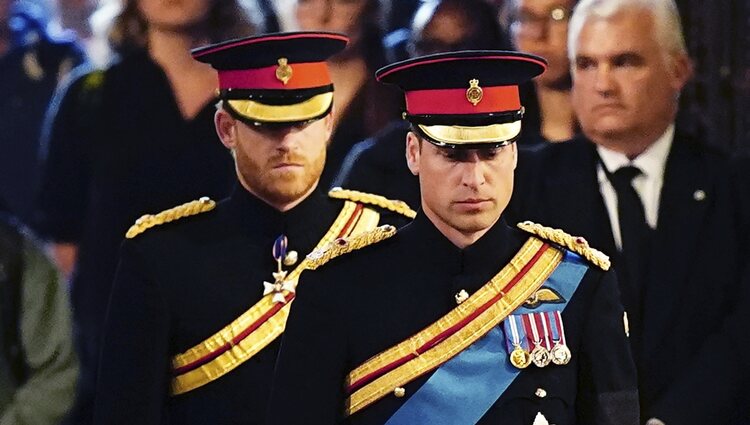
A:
[269,51,639,425]
[93,32,414,425]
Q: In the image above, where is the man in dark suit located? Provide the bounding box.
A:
[508,0,747,423]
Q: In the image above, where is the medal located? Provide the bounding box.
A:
[550,342,572,365]
[530,344,551,367]
[528,314,551,367]
[510,344,532,369]
[262,235,296,304]
[504,315,532,369]
[549,310,572,365]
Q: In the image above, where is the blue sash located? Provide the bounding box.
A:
[384,251,588,425]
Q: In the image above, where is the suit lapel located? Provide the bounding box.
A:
[641,136,712,345]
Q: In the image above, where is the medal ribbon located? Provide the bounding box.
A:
[554,311,567,346]
[272,235,288,271]
[538,313,552,350]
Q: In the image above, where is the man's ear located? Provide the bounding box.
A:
[669,52,693,92]
[511,143,518,171]
[215,109,238,150]
[405,132,421,176]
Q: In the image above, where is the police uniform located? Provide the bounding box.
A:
[93,32,415,425]
[268,52,639,425]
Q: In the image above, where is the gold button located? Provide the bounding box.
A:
[393,387,406,397]
[535,388,547,398]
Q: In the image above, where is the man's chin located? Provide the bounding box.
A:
[450,215,498,235]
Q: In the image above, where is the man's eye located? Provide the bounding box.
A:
[478,148,499,160]
[575,58,595,70]
[440,149,466,161]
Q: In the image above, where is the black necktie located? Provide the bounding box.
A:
[607,165,652,327]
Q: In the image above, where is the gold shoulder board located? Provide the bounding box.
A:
[305,224,397,270]
[125,197,216,239]
[328,187,417,219]
[516,221,610,271]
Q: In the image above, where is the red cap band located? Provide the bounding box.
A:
[405,85,521,115]
[218,62,331,90]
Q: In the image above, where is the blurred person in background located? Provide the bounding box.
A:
[500,0,578,143]
[33,0,259,422]
[508,0,747,422]
[50,0,96,39]
[0,0,85,225]
[0,211,78,425]
[293,0,402,188]
[334,0,510,209]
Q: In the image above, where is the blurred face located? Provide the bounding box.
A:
[137,0,212,30]
[509,0,574,86]
[406,134,518,248]
[295,0,368,39]
[0,0,10,27]
[571,9,690,153]
[411,5,473,56]
[216,111,333,211]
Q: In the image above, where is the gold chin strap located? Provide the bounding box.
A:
[418,120,522,145]
[227,91,333,123]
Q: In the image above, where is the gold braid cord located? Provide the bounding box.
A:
[328,188,417,219]
[306,224,397,270]
[516,221,610,271]
[125,197,216,239]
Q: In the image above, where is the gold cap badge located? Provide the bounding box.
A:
[276,58,293,85]
[466,79,483,106]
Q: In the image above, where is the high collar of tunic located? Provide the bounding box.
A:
[225,184,339,254]
[402,211,522,295]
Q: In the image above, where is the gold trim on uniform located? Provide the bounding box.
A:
[306,224,396,270]
[170,194,409,395]
[171,201,359,395]
[344,238,563,417]
[517,221,610,270]
[125,197,216,239]
[226,92,333,123]
[328,188,417,219]
[417,121,522,145]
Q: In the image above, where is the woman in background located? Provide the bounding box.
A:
[501,0,578,143]
[34,0,259,423]
[294,0,402,188]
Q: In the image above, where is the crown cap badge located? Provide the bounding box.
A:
[275,58,293,85]
[466,79,483,106]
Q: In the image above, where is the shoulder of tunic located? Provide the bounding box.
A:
[328,187,416,219]
[305,224,397,270]
[125,197,216,239]
[516,221,610,271]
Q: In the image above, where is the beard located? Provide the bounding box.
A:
[234,147,326,207]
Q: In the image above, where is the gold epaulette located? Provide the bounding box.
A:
[517,221,610,271]
[125,197,216,239]
[328,188,417,219]
[305,224,397,270]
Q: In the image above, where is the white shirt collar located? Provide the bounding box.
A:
[596,124,674,180]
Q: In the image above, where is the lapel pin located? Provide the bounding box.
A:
[693,189,706,201]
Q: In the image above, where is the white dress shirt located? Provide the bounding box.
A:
[596,124,675,250]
